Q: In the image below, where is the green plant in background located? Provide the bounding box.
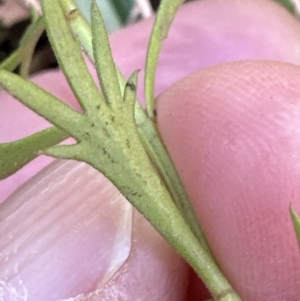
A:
[274,0,297,14]
[77,0,300,31]
[75,0,149,33]
[0,0,300,300]
[75,0,131,32]
[110,0,135,23]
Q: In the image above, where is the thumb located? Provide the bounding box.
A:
[0,159,188,300]
[156,60,300,301]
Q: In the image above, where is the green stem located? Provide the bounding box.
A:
[86,143,240,301]
[59,0,212,258]
[0,70,83,139]
[0,126,68,179]
[91,0,122,106]
[59,0,126,88]
[0,1,239,298]
[43,0,105,113]
[144,0,184,119]
[136,113,213,256]
[0,65,240,301]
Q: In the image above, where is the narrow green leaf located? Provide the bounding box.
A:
[0,51,21,72]
[122,70,139,117]
[59,0,148,139]
[20,18,45,78]
[0,17,45,72]
[0,70,83,139]
[144,0,184,119]
[290,206,300,250]
[29,4,40,22]
[44,143,83,160]
[60,0,95,60]
[124,71,139,102]
[20,17,46,78]
[91,0,122,106]
[59,0,211,257]
[0,127,69,179]
[41,0,105,112]
[137,117,213,256]
[59,0,128,98]
[20,47,34,79]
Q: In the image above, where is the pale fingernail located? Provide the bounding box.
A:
[0,160,132,300]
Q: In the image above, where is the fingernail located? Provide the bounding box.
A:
[0,160,132,300]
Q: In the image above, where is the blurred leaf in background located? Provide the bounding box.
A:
[0,0,153,73]
[75,0,153,33]
[75,0,125,33]
[274,0,298,14]
[79,0,300,29]
[111,0,135,24]
[0,0,299,74]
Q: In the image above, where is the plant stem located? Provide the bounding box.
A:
[136,113,214,255]
[144,0,184,119]
[59,0,213,258]
[0,0,240,298]
[0,66,240,300]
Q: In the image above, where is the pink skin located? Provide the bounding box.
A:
[157,61,300,300]
[1,0,300,300]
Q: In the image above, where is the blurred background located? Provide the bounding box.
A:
[0,0,299,75]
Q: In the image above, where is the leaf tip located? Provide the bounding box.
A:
[290,204,300,250]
